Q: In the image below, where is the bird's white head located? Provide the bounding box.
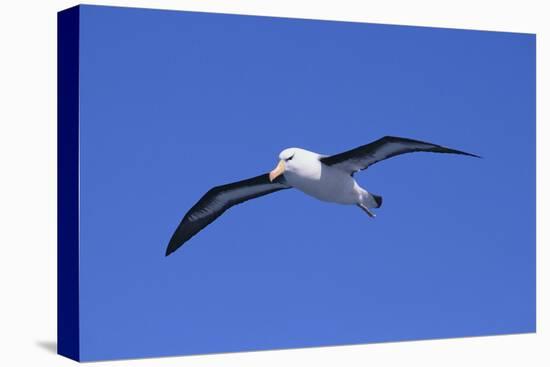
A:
[269,147,318,182]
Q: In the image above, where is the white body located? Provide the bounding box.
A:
[280,148,377,208]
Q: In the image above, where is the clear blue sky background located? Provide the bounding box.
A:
[78,5,535,361]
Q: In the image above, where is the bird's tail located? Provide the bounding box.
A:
[363,192,383,209]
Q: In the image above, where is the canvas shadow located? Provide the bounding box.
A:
[36,340,57,354]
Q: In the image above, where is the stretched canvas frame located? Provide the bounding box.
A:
[58,4,536,362]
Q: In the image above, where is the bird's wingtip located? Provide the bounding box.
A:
[454,148,481,159]
[165,243,177,257]
[468,152,482,159]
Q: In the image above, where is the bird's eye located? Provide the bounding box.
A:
[286,154,294,162]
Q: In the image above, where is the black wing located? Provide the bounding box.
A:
[320,136,480,175]
[166,174,291,256]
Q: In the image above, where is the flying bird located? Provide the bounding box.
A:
[166,136,479,256]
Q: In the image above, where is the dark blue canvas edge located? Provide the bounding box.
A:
[57,5,80,362]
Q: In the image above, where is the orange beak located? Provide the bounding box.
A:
[269,160,285,182]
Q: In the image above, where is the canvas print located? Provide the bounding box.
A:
[58,5,536,362]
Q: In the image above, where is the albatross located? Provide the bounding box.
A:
[166,136,479,256]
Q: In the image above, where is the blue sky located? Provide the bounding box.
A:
[78,5,535,361]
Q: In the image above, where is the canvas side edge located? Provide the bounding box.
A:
[57,5,81,362]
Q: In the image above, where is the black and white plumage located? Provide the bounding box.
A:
[320,136,480,175]
[166,174,290,256]
[166,136,479,256]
